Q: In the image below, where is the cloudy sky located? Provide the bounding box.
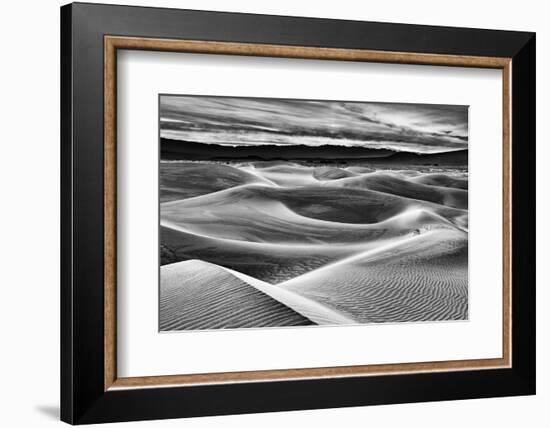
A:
[160,95,468,154]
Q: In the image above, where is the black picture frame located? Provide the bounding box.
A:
[61,2,535,424]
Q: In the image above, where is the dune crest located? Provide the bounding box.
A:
[219,266,357,325]
[160,260,315,331]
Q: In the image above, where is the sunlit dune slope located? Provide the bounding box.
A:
[162,182,466,228]
[240,164,319,186]
[218,266,356,325]
[160,260,314,331]
[312,167,357,181]
[280,229,468,323]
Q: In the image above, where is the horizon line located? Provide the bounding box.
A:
[160,137,468,155]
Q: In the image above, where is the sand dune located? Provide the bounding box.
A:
[409,172,468,190]
[161,228,467,328]
[280,229,468,323]
[161,186,463,245]
[160,202,464,283]
[220,266,356,325]
[162,182,466,228]
[346,166,376,174]
[329,172,468,209]
[160,225,359,283]
[312,166,357,181]
[159,161,469,329]
[160,260,314,331]
[250,160,292,168]
[240,164,319,186]
[160,161,274,202]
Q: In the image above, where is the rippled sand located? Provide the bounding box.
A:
[160,161,468,331]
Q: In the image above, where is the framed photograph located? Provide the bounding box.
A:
[60,2,535,424]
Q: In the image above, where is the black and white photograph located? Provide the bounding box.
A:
[158,95,469,331]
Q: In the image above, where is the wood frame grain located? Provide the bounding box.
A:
[104,35,512,391]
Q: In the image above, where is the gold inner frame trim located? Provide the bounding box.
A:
[104,35,512,391]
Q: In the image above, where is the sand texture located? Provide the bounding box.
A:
[160,161,468,331]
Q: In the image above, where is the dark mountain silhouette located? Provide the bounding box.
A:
[161,139,394,160]
[368,149,468,166]
[160,138,467,165]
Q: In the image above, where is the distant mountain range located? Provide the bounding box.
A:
[161,138,468,166]
[369,148,468,166]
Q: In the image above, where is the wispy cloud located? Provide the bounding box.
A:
[160,95,468,154]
